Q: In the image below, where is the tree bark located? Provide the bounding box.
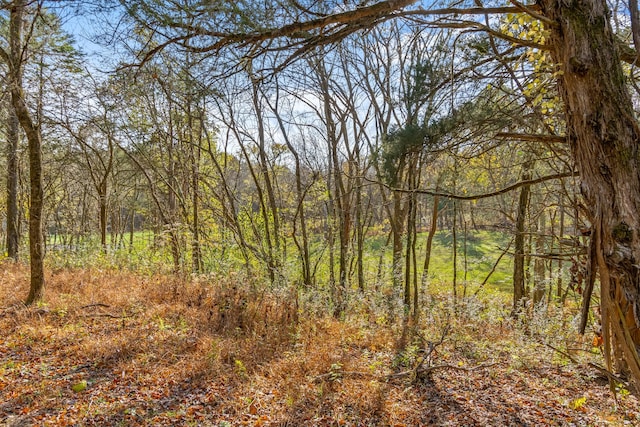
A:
[403,187,413,311]
[421,194,440,292]
[533,211,547,305]
[513,162,532,313]
[191,140,202,273]
[557,193,565,298]
[452,199,458,306]
[540,0,640,383]
[6,105,20,261]
[9,0,45,304]
[99,180,108,253]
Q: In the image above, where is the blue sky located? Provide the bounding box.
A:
[57,2,125,69]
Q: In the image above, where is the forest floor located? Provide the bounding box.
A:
[0,262,639,426]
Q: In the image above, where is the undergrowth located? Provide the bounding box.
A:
[0,261,637,426]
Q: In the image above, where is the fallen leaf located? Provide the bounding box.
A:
[72,380,87,392]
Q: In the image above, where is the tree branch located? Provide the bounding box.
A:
[401,5,539,18]
[366,171,576,201]
[0,45,9,64]
[630,0,640,58]
[495,132,567,143]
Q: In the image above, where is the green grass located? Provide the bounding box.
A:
[298,228,516,299]
[45,231,173,273]
[422,230,513,293]
[43,228,522,297]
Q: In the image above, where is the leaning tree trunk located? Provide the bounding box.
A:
[540,0,640,384]
[9,1,45,305]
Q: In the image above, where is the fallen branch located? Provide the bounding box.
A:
[387,361,497,380]
[313,370,371,382]
[313,361,497,383]
[81,313,133,319]
[80,303,111,309]
[543,342,628,386]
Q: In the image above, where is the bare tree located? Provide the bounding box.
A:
[1,0,45,304]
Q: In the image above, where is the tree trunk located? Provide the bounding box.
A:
[191,113,202,273]
[513,162,532,313]
[6,105,20,261]
[462,206,469,298]
[265,88,313,288]
[452,199,458,306]
[129,206,135,253]
[99,180,108,253]
[317,60,348,317]
[540,0,640,383]
[391,190,404,295]
[404,158,418,315]
[9,1,45,305]
[251,79,281,281]
[533,212,547,305]
[388,163,407,312]
[355,172,365,293]
[421,194,440,292]
[192,166,201,273]
[166,89,182,273]
[557,193,565,298]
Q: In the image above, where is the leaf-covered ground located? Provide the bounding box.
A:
[0,263,638,426]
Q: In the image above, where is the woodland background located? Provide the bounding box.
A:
[1,0,640,425]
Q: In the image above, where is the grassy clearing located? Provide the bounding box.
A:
[45,229,519,296]
[0,262,637,426]
[417,230,514,293]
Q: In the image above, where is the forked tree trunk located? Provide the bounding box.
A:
[540,0,640,383]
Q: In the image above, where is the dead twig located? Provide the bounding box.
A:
[387,361,497,380]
